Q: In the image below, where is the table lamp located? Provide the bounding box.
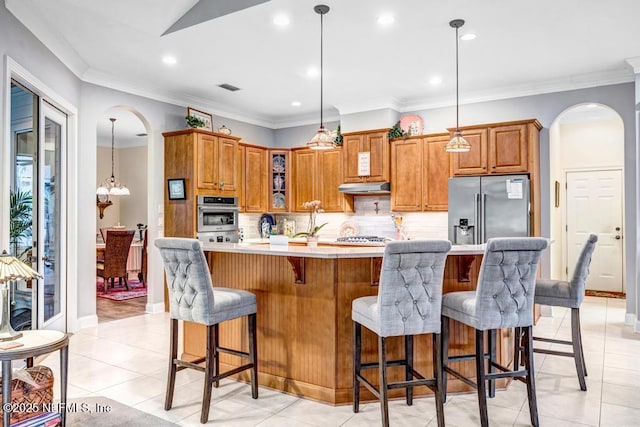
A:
[0,251,42,341]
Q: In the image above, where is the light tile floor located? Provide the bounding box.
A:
[39,297,640,426]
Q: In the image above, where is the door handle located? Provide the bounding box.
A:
[615,227,621,231]
[615,235,621,240]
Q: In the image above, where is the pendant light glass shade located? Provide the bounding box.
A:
[96,118,130,196]
[307,5,336,150]
[445,19,471,153]
[308,126,335,150]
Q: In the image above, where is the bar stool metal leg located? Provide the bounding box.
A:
[475,329,489,427]
[523,326,539,427]
[433,333,445,427]
[379,336,390,427]
[441,315,450,403]
[353,322,361,413]
[488,329,496,398]
[405,335,414,406]
[571,308,587,390]
[201,325,215,423]
[165,319,178,410]
[249,313,259,399]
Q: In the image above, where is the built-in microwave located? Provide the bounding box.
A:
[196,196,239,242]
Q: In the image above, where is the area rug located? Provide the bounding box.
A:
[67,396,177,426]
[96,279,147,301]
[585,290,626,299]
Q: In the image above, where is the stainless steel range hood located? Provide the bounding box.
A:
[338,182,391,194]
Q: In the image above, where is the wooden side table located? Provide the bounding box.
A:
[0,330,69,427]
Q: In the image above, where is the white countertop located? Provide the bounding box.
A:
[200,240,486,259]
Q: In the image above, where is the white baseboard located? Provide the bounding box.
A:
[625,313,636,326]
[77,315,99,330]
[145,302,165,314]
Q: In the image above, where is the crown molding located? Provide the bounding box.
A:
[334,96,402,116]
[626,57,640,74]
[401,68,634,113]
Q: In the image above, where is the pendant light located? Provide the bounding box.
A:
[445,19,471,153]
[307,4,335,150]
[96,118,130,196]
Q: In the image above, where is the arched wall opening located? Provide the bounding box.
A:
[548,103,625,292]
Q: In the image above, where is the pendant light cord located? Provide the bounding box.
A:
[110,118,116,180]
[455,25,459,130]
[319,10,324,129]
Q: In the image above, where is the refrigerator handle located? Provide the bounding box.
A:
[474,193,480,244]
[482,193,487,243]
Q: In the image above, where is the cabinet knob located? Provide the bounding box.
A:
[492,166,496,169]
[482,167,486,170]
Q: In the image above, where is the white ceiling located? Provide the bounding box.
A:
[96,109,147,148]
[7,0,640,130]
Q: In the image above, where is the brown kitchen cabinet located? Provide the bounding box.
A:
[243,144,269,213]
[291,147,347,213]
[390,133,451,212]
[237,145,245,212]
[450,119,541,176]
[268,150,289,212]
[189,131,239,193]
[342,129,390,183]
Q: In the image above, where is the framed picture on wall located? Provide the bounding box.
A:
[167,178,186,200]
[187,107,213,131]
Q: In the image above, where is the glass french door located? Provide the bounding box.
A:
[9,80,66,332]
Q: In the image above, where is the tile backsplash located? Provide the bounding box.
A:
[239,196,448,241]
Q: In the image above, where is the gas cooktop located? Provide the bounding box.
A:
[335,236,389,246]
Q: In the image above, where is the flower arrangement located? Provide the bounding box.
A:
[294,200,327,238]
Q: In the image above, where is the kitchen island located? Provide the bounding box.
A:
[182,242,513,404]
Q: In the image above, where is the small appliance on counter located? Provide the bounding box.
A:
[196,195,239,243]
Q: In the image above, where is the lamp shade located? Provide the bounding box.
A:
[0,251,42,283]
[307,126,335,150]
[445,130,472,152]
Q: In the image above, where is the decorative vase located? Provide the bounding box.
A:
[218,125,232,135]
[306,236,318,247]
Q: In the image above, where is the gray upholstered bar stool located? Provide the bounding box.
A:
[352,240,451,427]
[530,233,597,391]
[155,238,258,424]
[441,237,548,427]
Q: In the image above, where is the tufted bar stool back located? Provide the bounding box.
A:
[441,237,548,427]
[155,238,258,424]
[531,233,597,391]
[352,240,451,427]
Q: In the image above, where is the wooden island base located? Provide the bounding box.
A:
[183,250,516,405]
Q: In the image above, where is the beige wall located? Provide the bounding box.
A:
[95,145,147,233]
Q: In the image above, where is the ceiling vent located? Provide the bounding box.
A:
[218,83,241,92]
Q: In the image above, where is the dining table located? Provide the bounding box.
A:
[96,240,143,273]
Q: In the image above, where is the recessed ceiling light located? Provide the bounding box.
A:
[429,76,443,85]
[306,67,319,78]
[273,14,290,26]
[460,33,477,41]
[377,14,394,26]
[162,55,177,65]
[291,101,301,107]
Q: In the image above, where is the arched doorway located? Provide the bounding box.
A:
[95,107,151,321]
[549,103,625,293]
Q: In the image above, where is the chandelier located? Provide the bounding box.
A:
[96,118,130,196]
[445,19,471,153]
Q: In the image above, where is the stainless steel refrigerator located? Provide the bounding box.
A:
[448,175,530,244]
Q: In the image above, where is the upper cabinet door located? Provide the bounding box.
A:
[343,134,365,183]
[197,134,219,190]
[269,150,289,212]
[366,131,390,182]
[292,149,318,212]
[450,128,488,176]
[391,139,422,212]
[423,135,450,211]
[237,145,245,212]
[244,146,268,212]
[488,124,528,174]
[217,137,238,193]
[318,148,345,212]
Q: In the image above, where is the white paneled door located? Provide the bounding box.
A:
[565,169,623,292]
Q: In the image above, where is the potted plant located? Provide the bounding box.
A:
[185,114,205,129]
[388,121,408,140]
[9,190,32,261]
[293,200,327,246]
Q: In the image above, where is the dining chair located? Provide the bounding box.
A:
[96,229,134,293]
[137,228,148,287]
